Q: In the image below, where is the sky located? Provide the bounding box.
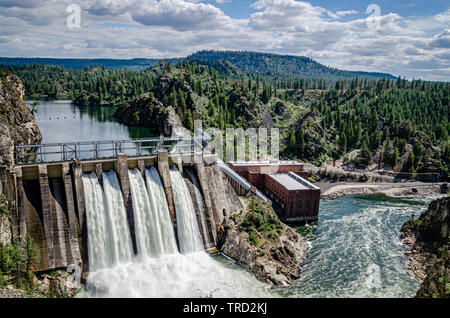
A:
[0,0,449,81]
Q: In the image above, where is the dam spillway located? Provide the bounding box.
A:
[0,151,246,274]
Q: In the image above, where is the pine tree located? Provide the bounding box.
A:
[184,110,194,131]
[391,146,400,167]
[288,129,296,153]
[297,128,305,156]
[402,151,415,173]
[339,133,347,154]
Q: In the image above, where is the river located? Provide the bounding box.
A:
[27,99,436,298]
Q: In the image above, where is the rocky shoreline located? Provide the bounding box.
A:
[400,224,435,282]
[321,183,442,201]
[218,197,308,286]
[400,196,450,298]
[0,271,79,298]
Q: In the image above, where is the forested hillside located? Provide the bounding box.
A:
[188,50,396,81]
[0,57,180,70]
[2,56,449,180]
[1,50,393,80]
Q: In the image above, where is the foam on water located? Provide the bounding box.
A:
[84,171,441,298]
[277,194,443,298]
[86,252,274,298]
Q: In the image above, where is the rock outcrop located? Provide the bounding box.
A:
[73,91,100,107]
[33,270,80,298]
[218,197,307,286]
[114,92,184,136]
[0,71,42,167]
[0,270,79,298]
[400,196,450,298]
[0,210,11,247]
[0,192,11,247]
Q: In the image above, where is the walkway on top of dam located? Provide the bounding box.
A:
[13,134,269,202]
[14,134,212,165]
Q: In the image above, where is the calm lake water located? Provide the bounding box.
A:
[28,99,435,298]
[27,99,155,144]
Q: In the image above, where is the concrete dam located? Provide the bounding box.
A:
[0,148,250,276]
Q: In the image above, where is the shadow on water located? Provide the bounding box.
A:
[354,193,424,206]
[74,104,158,137]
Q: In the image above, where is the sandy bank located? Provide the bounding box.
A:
[320,182,442,200]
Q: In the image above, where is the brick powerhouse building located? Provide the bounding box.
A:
[228,161,321,224]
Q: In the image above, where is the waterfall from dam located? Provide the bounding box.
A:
[128,168,178,257]
[169,167,204,254]
[83,166,272,298]
[82,172,133,271]
[187,168,210,246]
[144,167,178,255]
[102,171,134,265]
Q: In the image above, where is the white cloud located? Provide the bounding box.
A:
[0,0,448,81]
[435,9,450,24]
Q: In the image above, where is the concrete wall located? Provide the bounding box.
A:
[3,152,246,272]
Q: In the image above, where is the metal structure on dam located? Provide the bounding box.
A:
[1,136,261,275]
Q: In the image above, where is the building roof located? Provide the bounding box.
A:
[268,172,320,191]
[268,174,309,190]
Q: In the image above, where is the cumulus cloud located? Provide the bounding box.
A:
[131,0,234,31]
[0,0,448,81]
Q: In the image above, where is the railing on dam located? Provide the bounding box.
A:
[15,136,202,164]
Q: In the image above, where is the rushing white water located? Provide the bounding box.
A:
[169,167,204,254]
[102,171,134,265]
[82,172,110,271]
[275,194,444,298]
[86,167,272,298]
[128,168,162,258]
[83,172,132,271]
[84,166,441,298]
[86,252,274,298]
[144,167,178,255]
[187,168,210,246]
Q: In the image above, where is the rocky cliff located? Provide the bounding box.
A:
[0,193,11,247]
[217,197,308,286]
[0,71,41,167]
[114,92,185,137]
[400,196,450,298]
